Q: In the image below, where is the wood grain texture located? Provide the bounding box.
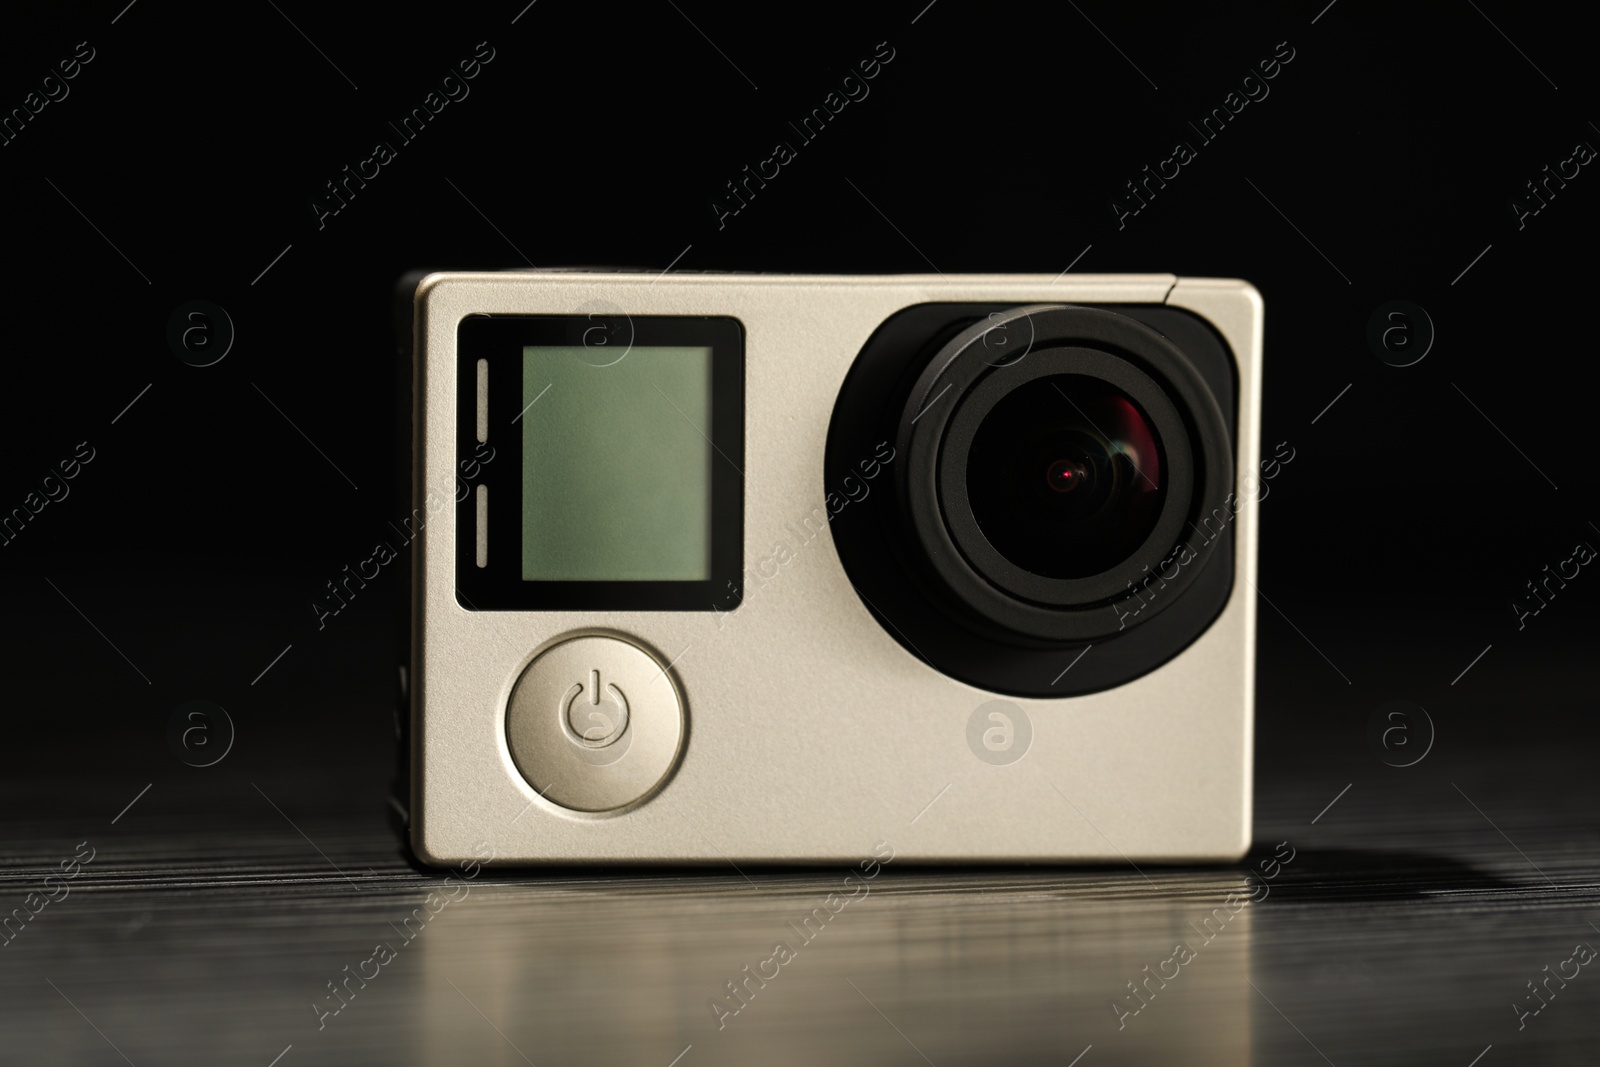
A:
[3,735,1596,1066]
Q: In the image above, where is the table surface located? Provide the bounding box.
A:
[4,723,1596,1067]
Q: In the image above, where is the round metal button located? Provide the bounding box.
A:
[505,635,685,813]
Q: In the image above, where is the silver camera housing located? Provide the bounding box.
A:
[408,272,1262,864]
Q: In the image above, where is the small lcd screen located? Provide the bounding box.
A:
[520,346,714,582]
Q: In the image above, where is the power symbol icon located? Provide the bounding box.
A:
[506,634,683,810]
[562,669,630,748]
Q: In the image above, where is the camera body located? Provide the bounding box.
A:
[405,271,1262,864]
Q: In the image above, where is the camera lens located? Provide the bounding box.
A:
[826,301,1236,689]
[966,376,1165,580]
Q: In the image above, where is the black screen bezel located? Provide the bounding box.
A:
[454,314,744,611]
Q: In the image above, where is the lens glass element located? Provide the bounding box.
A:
[965,375,1164,580]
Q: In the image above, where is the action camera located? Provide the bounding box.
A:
[400,271,1262,863]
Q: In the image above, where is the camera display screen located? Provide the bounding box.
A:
[454,313,743,611]
[520,346,714,582]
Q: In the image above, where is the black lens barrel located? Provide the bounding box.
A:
[824,301,1238,697]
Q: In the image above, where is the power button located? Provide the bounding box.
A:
[505,635,685,813]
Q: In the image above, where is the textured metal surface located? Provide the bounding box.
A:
[411,273,1262,863]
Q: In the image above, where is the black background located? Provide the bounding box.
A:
[1,1,1594,822]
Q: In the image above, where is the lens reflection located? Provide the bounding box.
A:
[966,375,1164,579]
